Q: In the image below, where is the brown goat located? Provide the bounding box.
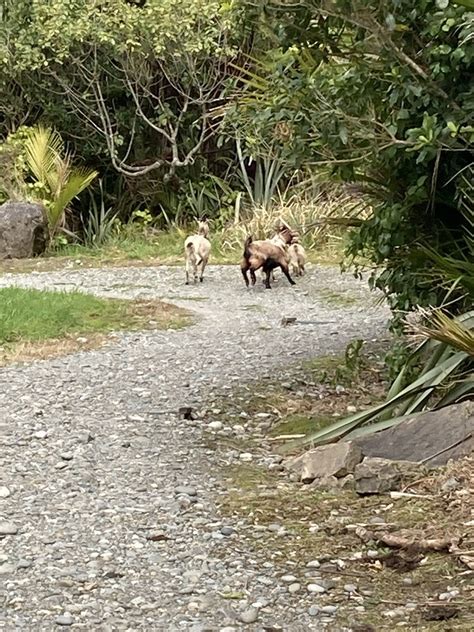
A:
[241,229,296,289]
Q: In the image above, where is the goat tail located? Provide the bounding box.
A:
[186,241,197,263]
[243,235,253,258]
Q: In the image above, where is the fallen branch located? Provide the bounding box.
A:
[355,526,459,552]
[380,533,457,552]
[390,491,434,500]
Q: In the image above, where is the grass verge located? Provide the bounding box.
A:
[0,229,346,275]
[0,287,190,364]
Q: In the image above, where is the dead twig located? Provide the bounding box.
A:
[355,526,459,552]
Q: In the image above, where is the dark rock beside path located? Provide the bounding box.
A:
[0,201,48,259]
[354,401,474,466]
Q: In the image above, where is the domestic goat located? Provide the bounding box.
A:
[288,239,306,276]
[184,218,211,284]
[241,227,296,289]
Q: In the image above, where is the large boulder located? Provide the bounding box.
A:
[354,401,474,466]
[0,202,48,259]
[286,441,363,484]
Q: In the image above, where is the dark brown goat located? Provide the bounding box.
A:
[241,228,296,289]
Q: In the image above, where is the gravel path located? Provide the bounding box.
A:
[0,264,389,631]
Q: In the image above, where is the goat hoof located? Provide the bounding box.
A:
[200,278,203,282]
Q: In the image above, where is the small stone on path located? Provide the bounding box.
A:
[0,521,18,535]
[175,486,198,497]
[239,606,259,624]
[56,613,74,626]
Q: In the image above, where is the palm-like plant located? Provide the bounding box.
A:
[293,308,473,449]
[24,126,97,240]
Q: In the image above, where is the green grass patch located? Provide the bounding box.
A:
[269,413,334,437]
[0,287,189,348]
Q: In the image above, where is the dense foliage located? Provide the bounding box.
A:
[0,0,244,219]
[227,0,474,317]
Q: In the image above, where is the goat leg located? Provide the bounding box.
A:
[199,257,207,282]
[241,267,250,287]
[281,264,296,286]
[250,269,257,286]
[264,269,272,289]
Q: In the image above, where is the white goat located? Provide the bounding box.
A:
[184,218,211,284]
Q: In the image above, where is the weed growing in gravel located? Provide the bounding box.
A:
[0,287,190,363]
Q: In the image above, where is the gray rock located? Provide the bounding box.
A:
[441,477,461,492]
[220,526,235,536]
[207,421,223,431]
[175,486,198,497]
[0,486,11,498]
[17,559,33,569]
[320,605,338,614]
[308,606,320,616]
[289,441,363,483]
[344,583,357,593]
[239,606,259,624]
[354,401,474,466]
[306,560,320,568]
[354,457,420,495]
[0,521,19,535]
[310,475,340,489]
[239,452,253,462]
[288,582,301,593]
[281,574,297,583]
[0,201,48,259]
[55,613,74,626]
[307,583,326,593]
[0,563,16,574]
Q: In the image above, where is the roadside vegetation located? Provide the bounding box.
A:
[0,287,189,364]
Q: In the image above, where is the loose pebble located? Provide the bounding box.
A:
[239,606,259,624]
[207,421,223,431]
[55,613,74,626]
[0,522,18,535]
